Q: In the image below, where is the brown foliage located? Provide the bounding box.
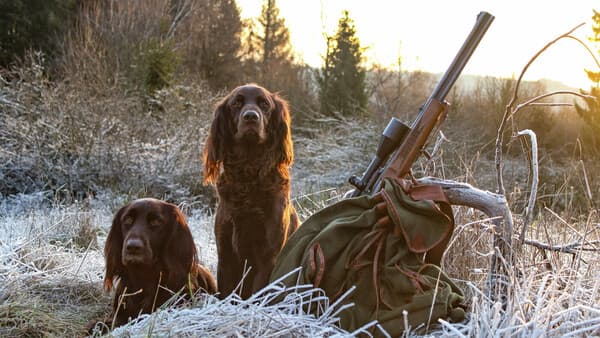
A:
[0,54,216,198]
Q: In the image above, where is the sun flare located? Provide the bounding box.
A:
[237,0,596,89]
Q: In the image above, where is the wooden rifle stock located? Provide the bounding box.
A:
[348,11,494,197]
[381,99,448,180]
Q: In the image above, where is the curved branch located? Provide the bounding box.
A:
[565,35,600,73]
[416,177,513,229]
[508,23,585,108]
[417,177,515,302]
[495,23,588,196]
[513,90,596,114]
[515,129,538,244]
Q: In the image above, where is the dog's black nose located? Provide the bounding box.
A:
[243,110,259,122]
[125,238,144,253]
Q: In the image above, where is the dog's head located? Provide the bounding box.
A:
[202,83,293,184]
[103,198,198,290]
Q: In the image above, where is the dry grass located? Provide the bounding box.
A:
[96,270,377,337]
[0,190,361,337]
[0,195,109,337]
[2,51,600,337]
[438,206,600,337]
[2,122,600,337]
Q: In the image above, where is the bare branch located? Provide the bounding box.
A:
[495,23,587,197]
[521,103,574,108]
[565,35,600,72]
[488,24,599,298]
[524,239,600,254]
[579,160,594,205]
[431,130,449,158]
[514,129,538,244]
[513,91,596,114]
[166,0,195,40]
[509,23,584,107]
[416,177,513,225]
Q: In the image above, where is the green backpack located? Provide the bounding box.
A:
[270,178,465,336]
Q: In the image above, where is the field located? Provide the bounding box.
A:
[2,82,600,337]
[1,32,600,335]
[2,1,600,336]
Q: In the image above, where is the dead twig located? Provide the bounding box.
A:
[514,129,538,244]
[578,160,594,208]
[513,91,595,114]
[524,239,600,254]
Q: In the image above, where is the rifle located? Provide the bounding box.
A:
[348,11,494,197]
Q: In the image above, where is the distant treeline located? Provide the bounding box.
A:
[0,0,369,117]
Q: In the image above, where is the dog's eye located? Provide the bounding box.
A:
[149,219,163,229]
[231,96,243,109]
[258,99,270,111]
[123,216,134,227]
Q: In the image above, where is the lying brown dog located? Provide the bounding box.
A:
[203,84,299,299]
[101,198,216,328]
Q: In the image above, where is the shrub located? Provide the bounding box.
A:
[136,38,180,95]
[0,54,216,200]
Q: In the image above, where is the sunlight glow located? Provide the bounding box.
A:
[237,0,597,89]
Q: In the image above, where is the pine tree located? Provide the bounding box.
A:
[318,10,367,116]
[239,0,315,112]
[245,0,294,89]
[575,9,600,153]
[196,0,243,90]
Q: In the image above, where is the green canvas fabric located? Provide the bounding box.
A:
[270,178,465,336]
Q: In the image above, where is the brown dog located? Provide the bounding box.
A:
[103,198,216,328]
[203,84,299,299]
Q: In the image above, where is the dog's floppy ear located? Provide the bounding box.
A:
[203,98,231,185]
[104,204,128,291]
[270,93,294,169]
[162,203,198,289]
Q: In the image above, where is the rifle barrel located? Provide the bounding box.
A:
[375,11,494,192]
[431,11,495,103]
[347,11,494,197]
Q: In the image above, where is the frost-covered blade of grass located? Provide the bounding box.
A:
[0,194,110,337]
[104,270,382,338]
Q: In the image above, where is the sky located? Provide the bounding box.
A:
[236,0,598,89]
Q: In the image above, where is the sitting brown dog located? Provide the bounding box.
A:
[102,198,216,328]
[203,84,299,299]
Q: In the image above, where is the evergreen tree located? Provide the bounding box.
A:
[318,10,367,116]
[240,0,315,113]
[258,0,292,67]
[196,0,243,90]
[575,9,600,153]
[245,0,294,89]
[0,0,79,68]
